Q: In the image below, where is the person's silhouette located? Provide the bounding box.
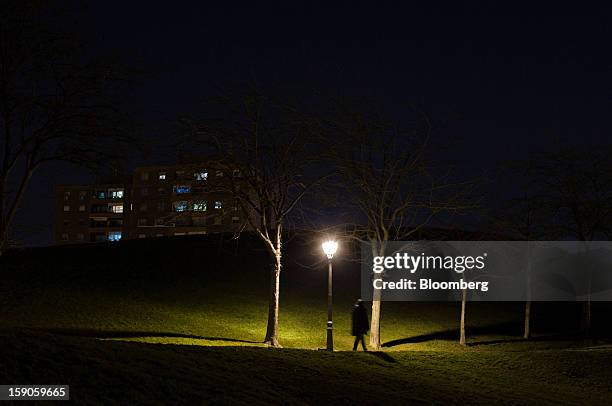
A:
[352,299,369,351]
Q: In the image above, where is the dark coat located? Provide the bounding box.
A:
[352,303,369,336]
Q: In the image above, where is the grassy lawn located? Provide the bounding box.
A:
[0,273,550,351]
[0,236,550,350]
[0,236,611,404]
[1,330,610,405]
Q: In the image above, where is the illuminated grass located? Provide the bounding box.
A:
[1,239,611,404]
[0,284,592,352]
[0,236,591,350]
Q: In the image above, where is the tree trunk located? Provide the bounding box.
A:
[0,169,34,255]
[577,240,592,340]
[0,224,7,256]
[524,265,532,340]
[523,300,531,339]
[264,252,282,347]
[0,178,5,256]
[369,286,381,350]
[580,263,592,340]
[459,289,467,346]
[369,243,384,350]
[581,298,591,339]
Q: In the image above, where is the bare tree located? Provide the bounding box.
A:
[322,106,476,350]
[182,92,323,347]
[0,1,133,253]
[491,192,542,339]
[523,146,612,338]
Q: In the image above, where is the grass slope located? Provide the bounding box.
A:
[1,330,611,405]
[1,235,611,403]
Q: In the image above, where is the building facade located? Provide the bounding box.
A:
[55,184,128,243]
[55,163,243,244]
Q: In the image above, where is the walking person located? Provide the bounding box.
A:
[352,299,369,351]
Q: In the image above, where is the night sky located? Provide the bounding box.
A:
[18,2,612,247]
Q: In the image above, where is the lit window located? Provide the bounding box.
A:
[79,191,87,200]
[173,185,191,194]
[159,172,166,180]
[214,201,222,209]
[193,201,207,211]
[108,231,122,242]
[78,205,86,212]
[137,218,147,226]
[194,171,208,181]
[111,190,124,199]
[233,169,241,177]
[63,205,70,212]
[111,204,123,213]
[173,201,189,212]
[61,233,69,241]
[64,191,71,200]
[96,191,106,199]
[141,172,149,181]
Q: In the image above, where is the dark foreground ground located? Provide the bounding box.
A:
[1,330,611,405]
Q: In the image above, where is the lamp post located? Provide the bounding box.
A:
[322,240,338,351]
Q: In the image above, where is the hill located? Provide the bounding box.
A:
[0,234,611,403]
[1,330,611,405]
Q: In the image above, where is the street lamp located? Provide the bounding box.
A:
[322,239,338,351]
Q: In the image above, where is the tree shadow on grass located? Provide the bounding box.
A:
[30,327,259,344]
[468,332,593,347]
[381,322,600,348]
[364,351,396,363]
[381,322,519,348]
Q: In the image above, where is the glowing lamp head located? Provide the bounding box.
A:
[322,240,338,259]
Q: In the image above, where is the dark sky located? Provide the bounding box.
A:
[17,1,612,246]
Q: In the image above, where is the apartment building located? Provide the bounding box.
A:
[55,162,243,244]
[55,184,128,243]
[128,164,242,239]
